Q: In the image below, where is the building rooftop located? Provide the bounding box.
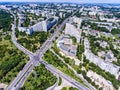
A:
[63,38,72,45]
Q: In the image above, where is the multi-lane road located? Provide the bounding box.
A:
[7,11,90,90]
[11,13,34,58]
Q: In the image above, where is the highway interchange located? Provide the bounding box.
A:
[7,11,90,90]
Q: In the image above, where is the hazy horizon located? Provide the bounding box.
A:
[0,0,120,3]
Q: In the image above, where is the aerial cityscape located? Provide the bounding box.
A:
[0,0,120,90]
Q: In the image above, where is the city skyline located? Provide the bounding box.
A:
[0,0,120,3]
[0,2,120,90]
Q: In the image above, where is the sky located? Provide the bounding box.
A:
[0,0,120,3]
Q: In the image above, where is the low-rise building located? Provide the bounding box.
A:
[84,38,120,78]
[105,50,117,62]
[57,35,77,58]
[89,11,97,16]
[96,40,109,48]
[87,70,114,90]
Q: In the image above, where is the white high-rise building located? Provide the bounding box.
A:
[59,12,63,18]
[73,16,82,29]
[42,21,47,32]
[65,23,80,43]
[31,20,47,32]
